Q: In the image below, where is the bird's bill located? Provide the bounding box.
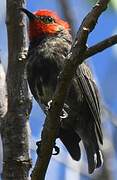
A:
[20,8,36,20]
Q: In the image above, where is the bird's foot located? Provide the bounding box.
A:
[46,100,68,117]
[36,141,41,155]
[48,100,52,109]
[60,108,68,119]
[53,142,60,155]
[36,140,60,156]
[60,103,69,119]
[45,100,52,112]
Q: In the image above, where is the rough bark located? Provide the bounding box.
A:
[31,0,115,180]
[0,60,7,178]
[1,1,32,180]
[0,60,7,128]
[84,35,117,59]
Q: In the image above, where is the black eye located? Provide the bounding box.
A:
[45,17,54,23]
[38,16,55,24]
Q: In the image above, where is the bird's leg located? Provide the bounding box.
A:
[36,140,60,156]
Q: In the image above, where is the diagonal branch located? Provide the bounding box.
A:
[84,34,117,59]
[31,0,111,180]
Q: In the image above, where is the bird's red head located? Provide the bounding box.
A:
[21,9,70,41]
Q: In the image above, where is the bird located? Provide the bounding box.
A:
[21,8,103,174]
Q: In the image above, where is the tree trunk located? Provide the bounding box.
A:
[1,1,32,179]
[0,60,7,178]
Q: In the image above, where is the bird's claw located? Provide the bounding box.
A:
[48,100,52,109]
[45,100,52,112]
[36,140,60,156]
[45,101,68,122]
[36,140,41,155]
[60,108,68,119]
[53,144,60,155]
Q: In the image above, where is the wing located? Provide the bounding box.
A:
[26,46,62,113]
[26,49,42,100]
[26,48,49,114]
[59,128,81,161]
[76,62,103,145]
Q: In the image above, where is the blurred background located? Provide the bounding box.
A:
[1,0,117,179]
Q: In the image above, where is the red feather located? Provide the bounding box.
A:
[29,10,70,40]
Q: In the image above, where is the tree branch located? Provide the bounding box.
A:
[31,0,111,179]
[84,34,117,59]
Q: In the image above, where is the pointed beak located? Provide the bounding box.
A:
[20,8,36,20]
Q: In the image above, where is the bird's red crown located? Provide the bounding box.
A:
[28,9,70,41]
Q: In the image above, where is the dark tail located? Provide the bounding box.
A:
[59,128,81,161]
[83,134,103,174]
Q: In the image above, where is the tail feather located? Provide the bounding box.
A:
[96,150,103,168]
[83,141,103,174]
[59,128,81,161]
[59,125,103,174]
[84,143,96,174]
